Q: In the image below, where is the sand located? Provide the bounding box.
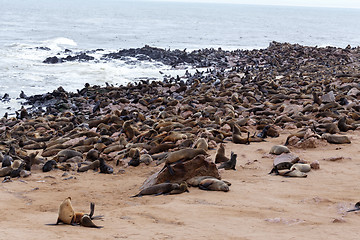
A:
[1,130,360,240]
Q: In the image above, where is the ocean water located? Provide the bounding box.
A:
[1,0,360,115]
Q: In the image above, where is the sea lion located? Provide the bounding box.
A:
[269,145,290,155]
[169,182,189,194]
[187,176,220,187]
[269,162,293,174]
[218,151,237,170]
[122,120,135,140]
[194,138,208,151]
[162,131,187,143]
[0,166,12,177]
[10,162,25,178]
[139,154,153,165]
[56,149,83,162]
[277,169,307,178]
[321,134,351,144]
[338,116,356,132]
[131,183,180,197]
[11,159,22,169]
[43,160,58,172]
[77,160,100,172]
[99,158,113,174]
[232,125,250,144]
[290,163,311,173]
[162,148,207,165]
[128,148,140,167]
[257,125,270,138]
[57,197,75,224]
[80,215,103,228]
[198,179,229,192]
[2,155,13,168]
[215,143,229,163]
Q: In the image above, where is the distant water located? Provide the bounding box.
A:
[1,0,360,115]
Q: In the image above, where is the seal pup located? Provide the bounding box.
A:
[77,160,100,172]
[198,179,229,192]
[128,148,140,167]
[169,182,189,194]
[218,152,237,170]
[257,125,270,138]
[43,160,58,172]
[215,143,229,163]
[131,183,180,197]
[2,154,13,168]
[99,158,113,174]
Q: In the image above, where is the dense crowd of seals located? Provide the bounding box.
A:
[2,41,360,224]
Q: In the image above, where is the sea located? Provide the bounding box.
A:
[1,0,360,116]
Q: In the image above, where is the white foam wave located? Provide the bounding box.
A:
[42,37,78,51]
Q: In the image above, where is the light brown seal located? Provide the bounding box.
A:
[56,197,75,224]
[321,134,351,144]
[198,179,229,192]
[215,143,229,163]
[194,138,208,151]
[269,145,290,155]
[290,163,311,173]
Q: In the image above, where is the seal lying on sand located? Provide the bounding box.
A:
[131,183,180,197]
[198,178,229,192]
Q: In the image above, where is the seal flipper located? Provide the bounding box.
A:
[199,181,213,190]
[80,215,103,228]
[89,202,95,218]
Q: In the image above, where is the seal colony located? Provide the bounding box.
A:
[1,42,360,227]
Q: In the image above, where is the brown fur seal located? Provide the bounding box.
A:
[162,131,187,143]
[269,145,290,155]
[269,162,293,174]
[338,116,357,132]
[198,179,229,192]
[277,169,307,178]
[232,124,250,144]
[162,148,207,165]
[56,149,83,162]
[321,134,351,144]
[140,154,153,165]
[131,183,180,197]
[169,182,189,194]
[0,166,12,177]
[290,163,311,173]
[57,197,75,224]
[215,143,229,163]
[77,160,100,172]
[194,138,208,151]
[187,176,232,187]
[218,151,237,170]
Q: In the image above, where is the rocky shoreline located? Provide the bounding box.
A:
[1,41,360,187]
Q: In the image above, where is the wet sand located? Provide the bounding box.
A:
[1,130,360,240]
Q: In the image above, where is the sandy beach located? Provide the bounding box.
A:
[1,129,360,240]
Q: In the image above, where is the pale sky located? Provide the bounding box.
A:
[144,0,360,9]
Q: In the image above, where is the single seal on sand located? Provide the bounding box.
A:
[269,145,290,155]
[198,178,229,192]
[218,151,237,170]
[277,169,307,178]
[321,134,351,144]
[57,197,75,224]
[215,143,229,163]
[131,183,180,197]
